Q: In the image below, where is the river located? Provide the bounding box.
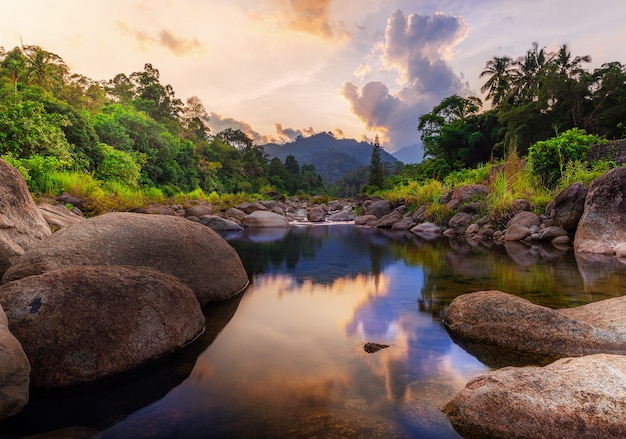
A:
[2,224,625,438]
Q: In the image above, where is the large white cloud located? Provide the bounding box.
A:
[342,9,470,156]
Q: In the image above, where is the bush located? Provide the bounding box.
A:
[95,143,141,186]
[528,128,605,188]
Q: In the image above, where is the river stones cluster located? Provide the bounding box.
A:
[442,290,626,437]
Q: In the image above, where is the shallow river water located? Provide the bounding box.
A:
[2,224,626,438]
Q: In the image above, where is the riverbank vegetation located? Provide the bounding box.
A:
[0,42,624,218]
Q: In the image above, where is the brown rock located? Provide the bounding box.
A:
[197,215,244,232]
[242,210,289,228]
[224,207,247,222]
[443,354,626,439]
[504,223,531,241]
[0,159,51,273]
[37,202,85,231]
[507,210,540,228]
[0,304,30,419]
[444,184,489,209]
[235,202,267,214]
[364,199,393,219]
[0,265,205,389]
[551,182,587,230]
[376,211,402,228]
[538,225,568,241]
[2,212,248,304]
[443,291,626,363]
[355,215,378,226]
[448,212,473,233]
[574,167,626,254]
[185,204,213,218]
[307,206,326,222]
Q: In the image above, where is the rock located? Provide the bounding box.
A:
[575,167,626,254]
[376,211,402,228]
[354,215,378,226]
[329,208,356,222]
[0,265,204,389]
[197,215,244,232]
[504,223,531,241]
[511,198,531,212]
[410,222,441,236]
[2,212,248,305]
[235,202,267,214]
[507,210,541,228]
[242,210,289,228]
[0,304,30,420]
[551,182,587,230]
[460,202,484,214]
[364,200,393,219]
[55,192,87,209]
[363,342,389,353]
[391,220,413,231]
[443,290,626,364]
[0,159,51,274]
[448,212,473,233]
[465,223,480,236]
[552,235,571,246]
[37,202,85,231]
[411,206,426,223]
[538,225,568,241]
[442,354,626,439]
[224,207,247,222]
[616,242,626,258]
[307,206,326,222]
[185,204,213,218]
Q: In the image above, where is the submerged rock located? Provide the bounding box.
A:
[443,354,626,439]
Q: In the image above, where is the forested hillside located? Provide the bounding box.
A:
[264,133,398,183]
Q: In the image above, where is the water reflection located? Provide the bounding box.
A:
[3,225,626,438]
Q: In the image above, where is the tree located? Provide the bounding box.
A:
[480,56,515,107]
[368,136,384,190]
[21,45,67,91]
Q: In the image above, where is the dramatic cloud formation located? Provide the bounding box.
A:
[270,0,349,40]
[342,10,469,156]
[117,22,206,57]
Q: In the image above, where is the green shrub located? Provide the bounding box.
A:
[95,143,141,186]
[528,128,605,188]
[558,160,615,189]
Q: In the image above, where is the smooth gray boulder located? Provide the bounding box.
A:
[551,182,587,230]
[2,212,249,304]
[0,265,205,389]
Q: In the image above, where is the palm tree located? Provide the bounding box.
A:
[22,45,67,89]
[511,42,552,104]
[480,56,515,106]
[553,44,591,78]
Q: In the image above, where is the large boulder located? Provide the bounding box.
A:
[0,159,51,273]
[0,304,30,420]
[443,290,626,364]
[0,265,205,389]
[307,206,326,222]
[364,199,393,219]
[550,182,587,230]
[442,354,626,439]
[574,167,626,254]
[507,210,541,229]
[242,210,289,228]
[2,212,248,304]
[197,215,244,232]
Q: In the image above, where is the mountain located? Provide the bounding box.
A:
[391,144,423,164]
[263,133,398,183]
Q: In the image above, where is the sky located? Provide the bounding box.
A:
[1,0,625,161]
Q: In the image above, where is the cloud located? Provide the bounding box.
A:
[342,10,470,154]
[270,0,349,40]
[117,22,206,57]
